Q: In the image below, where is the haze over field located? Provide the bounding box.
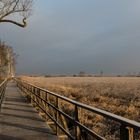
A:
[0,0,140,75]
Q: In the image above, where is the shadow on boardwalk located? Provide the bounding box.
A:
[0,82,58,140]
[0,134,24,140]
[0,121,55,134]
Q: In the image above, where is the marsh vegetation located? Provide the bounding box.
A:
[20,76,140,139]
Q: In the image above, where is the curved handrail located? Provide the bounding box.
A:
[15,78,140,140]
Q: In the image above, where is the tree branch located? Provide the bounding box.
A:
[0,17,27,28]
[0,0,33,28]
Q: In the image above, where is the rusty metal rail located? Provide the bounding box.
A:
[15,78,140,140]
[0,79,8,109]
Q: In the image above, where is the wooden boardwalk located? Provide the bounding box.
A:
[0,81,58,140]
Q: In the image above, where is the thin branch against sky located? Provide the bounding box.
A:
[0,0,33,27]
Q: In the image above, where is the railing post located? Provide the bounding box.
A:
[56,97,59,135]
[30,86,33,105]
[38,89,42,113]
[45,92,48,120]
[26,84,31,103]
[34,88,38,108]
[120,125,134,140]
[75,105,81,140]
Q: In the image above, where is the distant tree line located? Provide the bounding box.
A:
[0,41,16,78]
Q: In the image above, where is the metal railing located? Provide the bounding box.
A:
[15,78,140,140]
[0,79,8,109]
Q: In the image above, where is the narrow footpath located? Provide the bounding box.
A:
[0,81,58,140]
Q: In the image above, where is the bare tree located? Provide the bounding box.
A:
[0,41,8,76]
[0,0,33,27]
[0,41,16,77]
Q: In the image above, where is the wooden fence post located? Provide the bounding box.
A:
[120,125,134,140]
[75,105,81,140]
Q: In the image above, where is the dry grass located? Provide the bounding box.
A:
[0,77,4,84]
[20,76,140,138]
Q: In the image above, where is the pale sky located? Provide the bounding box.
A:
[0,0,140,75]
